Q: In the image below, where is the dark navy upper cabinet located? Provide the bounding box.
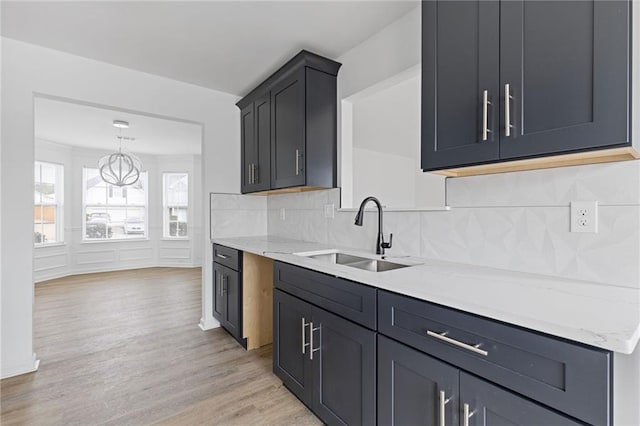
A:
[421,0,500,170]
[421,0,632,172]
[240,93,271,193]
[271,69,306,189]
[237,51,341,193]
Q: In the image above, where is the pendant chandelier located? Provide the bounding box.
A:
[98,120,142,187]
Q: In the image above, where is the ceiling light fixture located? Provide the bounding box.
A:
[98,120,142,186]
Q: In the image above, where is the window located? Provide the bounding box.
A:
[83,168,148,240]
[163,173,188,238]
[34,161,64,246]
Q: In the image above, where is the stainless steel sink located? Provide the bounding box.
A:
[295,250,413,272]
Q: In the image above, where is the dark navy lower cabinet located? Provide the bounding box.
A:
[212,244,244,347]
[273,262,377,426]
[312,307,376,426]
[273,289,314,406]
[460,372,581,426]
[378,335,459,426]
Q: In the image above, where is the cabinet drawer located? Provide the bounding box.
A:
[213,244,241,271]
[274,261,376,329]
[378,290,611,426]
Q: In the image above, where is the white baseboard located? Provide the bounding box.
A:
[199,317,220,331]
[1,353,39,379]
[34,262,202,283]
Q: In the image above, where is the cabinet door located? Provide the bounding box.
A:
[252,93,271,192]
[378,335,459,426]
[240,103,255,193]
[221,266,241,340]
[212,263,225,322]
[311,307,376,426]
[499,0,630,159]
[273,289,313,406]
[421,0,500,171]
[271,69,306,189]
[460,373,582,426]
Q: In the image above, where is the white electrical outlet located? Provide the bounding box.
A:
[324,204,335,219]
[280,208,286,221]
[570,201,598,233]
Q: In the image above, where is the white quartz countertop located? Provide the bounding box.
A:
[212,235,640,354]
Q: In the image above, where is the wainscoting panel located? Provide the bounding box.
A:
[76,249,117,265]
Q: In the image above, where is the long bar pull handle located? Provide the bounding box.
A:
[427,330,489,356]
[439,390,451,426]
[301,318,311,354]
[482,90,492,141]
[295,149,300,176]
[505,84,513,137]
[216,253,229,260]
[463,403,474,426]
[309,322,321,360]
[253,164,258,184]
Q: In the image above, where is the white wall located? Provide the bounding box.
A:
[1,38,239,379]
[33,140,202,282]
[336,6,446,209]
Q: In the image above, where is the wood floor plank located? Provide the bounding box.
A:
[1,267,320,426]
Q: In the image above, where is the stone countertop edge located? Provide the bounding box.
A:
[211,235,640,354]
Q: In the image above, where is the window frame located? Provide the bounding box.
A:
[34,161,64,247]
[162,172,189,239]
[82,167,149,242]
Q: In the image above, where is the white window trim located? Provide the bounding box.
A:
[34,161,64,247]
[82,168,149,242]
[162,172,189,239]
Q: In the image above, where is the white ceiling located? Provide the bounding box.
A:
[2,1,419,96]
[35,98,202,155]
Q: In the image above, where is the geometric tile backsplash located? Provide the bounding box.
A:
[212,160,640,289]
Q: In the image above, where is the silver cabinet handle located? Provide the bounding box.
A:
[216,253,229,259]
[295,149,300,176]
[482,90,492,141]
[439,390,451,426]
[463,403,474,426]
[427,330,489,356]
[505,83,513,137]
[222,275,227,293]
[301,317,311,354]
[309,321,321,360]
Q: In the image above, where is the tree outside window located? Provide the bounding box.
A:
[163,173,188,238]
[83,168,148,240]
[34,161,63,245]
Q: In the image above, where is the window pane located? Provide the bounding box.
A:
[34,221,44,244]
[85,207,111,240]
[126,177,146,206]
[40,162,57,202]
[166,174,188,206]
[124,207,146,238]
[42,207,57,242]
[85,168,107,205]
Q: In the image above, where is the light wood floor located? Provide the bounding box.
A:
[1,267,320,425]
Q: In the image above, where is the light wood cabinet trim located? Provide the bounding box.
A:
[242,252,273,350]
[432,147,639,177]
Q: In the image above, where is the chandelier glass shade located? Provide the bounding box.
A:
[99,120,142,187]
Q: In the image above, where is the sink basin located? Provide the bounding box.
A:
[294,250,413,272]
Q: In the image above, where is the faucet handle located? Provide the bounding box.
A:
[381,233,393,250]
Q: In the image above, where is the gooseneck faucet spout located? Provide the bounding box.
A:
[354,196,393,255]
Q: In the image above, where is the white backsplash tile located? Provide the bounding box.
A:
[210,210,267,238]
[210,193,267,210]
[447,161,640,207]
[211,161,640,289]
[267,188,341,211]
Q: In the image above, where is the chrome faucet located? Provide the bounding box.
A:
[354,196,393,255]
